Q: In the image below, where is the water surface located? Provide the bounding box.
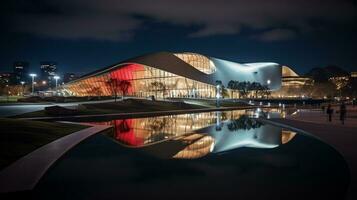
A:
[33,110,349,200]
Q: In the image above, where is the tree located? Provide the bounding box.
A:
[341,78,357,98]
[222,85,229,98]
[106,78,119,101]
[227,80,236,98]
[106,78,131,101]
[248,82,261,98]
[237,81,249,98]
[2,85,30,96]
[151,81,166,99]
[258,85,271,98]
[118,80,131,98]
[227,115,263,131]
[310,82,336,99]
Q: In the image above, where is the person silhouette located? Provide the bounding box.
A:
[340,102,347,125]
[326,104,333,122]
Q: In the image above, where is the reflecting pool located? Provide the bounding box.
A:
[91,110,298,160]
[33,110,350,200]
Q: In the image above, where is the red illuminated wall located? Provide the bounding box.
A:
[108,64,144,95]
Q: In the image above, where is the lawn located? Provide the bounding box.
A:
[0,118,88,170]
[0,96,23,104]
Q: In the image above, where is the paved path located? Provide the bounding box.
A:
[287,108,357,127]
[265,112,357,200]
[0,123,112,193]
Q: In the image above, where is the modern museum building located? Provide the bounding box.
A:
[60,52,308,98]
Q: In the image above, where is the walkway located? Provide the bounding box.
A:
[0,123,112,193]
[264,109,357,200]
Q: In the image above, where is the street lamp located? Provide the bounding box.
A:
[29,73,37,95]
[215,80,222,108]
[54,75,60,93]
[20,81,25,96]
[267,79,271,85]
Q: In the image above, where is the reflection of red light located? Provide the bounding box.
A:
[109,64,144,95]
[89,119,144,146]
[113,119,144,146]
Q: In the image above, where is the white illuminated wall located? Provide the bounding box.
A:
[210,58,282,90]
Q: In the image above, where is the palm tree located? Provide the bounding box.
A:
[237,81,248,98]
[228,80,237,98]
[248,82,261,98]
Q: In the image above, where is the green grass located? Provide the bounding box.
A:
[0,96,22,103]
[0,118,88,170]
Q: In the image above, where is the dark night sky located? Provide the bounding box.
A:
[0,0,356,76]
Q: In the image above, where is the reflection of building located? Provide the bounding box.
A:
[13,61,29,84]
[61,52,282,98]
[0,73,12,86]
[172,134,215,159]
[40,62,57,87]
[95,110,296,159]
[98,111,237,147]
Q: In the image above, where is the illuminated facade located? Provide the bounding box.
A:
[61,52,281,98]
[281,66,313,87]
[272,66,314,98]
[329,76,349,90]
[351,72,357,78]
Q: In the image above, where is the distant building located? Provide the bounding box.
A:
[63,73,78,83]
[270,66,314,98]
[329,76,349,90]
[13,61,29,84]
[40,62,57,88]
[281,66,314,88]
[0,73,12,86]
[351,72,357,78]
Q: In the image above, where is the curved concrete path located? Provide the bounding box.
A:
[0,123,112,193]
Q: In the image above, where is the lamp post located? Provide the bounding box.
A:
[29,73,37,95]
[20,81,25,96]
[5,85,9,102]
[216,80,222,108]
[267,79,271,85]
[266,79,271,99]
[54,75,60,94]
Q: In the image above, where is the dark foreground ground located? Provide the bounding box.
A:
[0,118,87,170]
[1,131,349,200]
